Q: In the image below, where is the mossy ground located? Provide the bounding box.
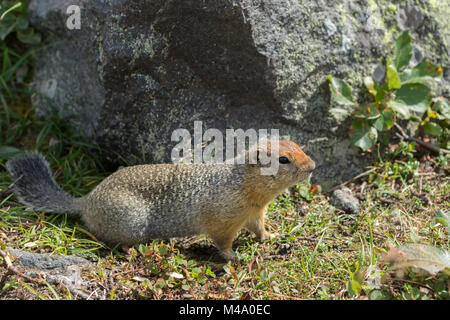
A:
[0,91,448,300]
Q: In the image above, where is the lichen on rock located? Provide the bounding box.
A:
[28,0,450,190]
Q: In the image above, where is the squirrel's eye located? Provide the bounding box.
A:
[279,156,290,164]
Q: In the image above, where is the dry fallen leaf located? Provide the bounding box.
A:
[382,243,450,278]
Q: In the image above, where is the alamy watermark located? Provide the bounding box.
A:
[66,5,81,30]
[171,121,282,175]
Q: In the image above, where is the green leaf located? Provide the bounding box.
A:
[433,98,450,120]
[373,117,384,132]
[350,119,378,151]
[386,57,401,89]
[375,83,389,102]
[400,61,444,86]
[383,244,450,276]
[394,30,412,71]
[387,100,410,119]
[382,109,395,129]
[387,83,431,119]
[297,183,311,201]
[433,210,450,237]
[396,83,431,114]
[409,115,422,123]
[15,15,29,30]
[423,121,443,136]
[373,109,395,132]
[17,28,41,45]
[347,279,362,297]
[366,104,381,120]
[0,146,22,160]
[364,76,377,98]
[327,75,355,107]
[0,21,16,40]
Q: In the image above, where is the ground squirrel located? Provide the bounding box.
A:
[6,140,315,261]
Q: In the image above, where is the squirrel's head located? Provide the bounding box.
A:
[276,140,315,181]
[246,140,315,193]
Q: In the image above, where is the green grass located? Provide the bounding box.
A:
[1,102,448,299]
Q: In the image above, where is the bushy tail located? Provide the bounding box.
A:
[6,153,79,214]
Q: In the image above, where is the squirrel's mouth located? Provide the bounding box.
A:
[296,168,314,183]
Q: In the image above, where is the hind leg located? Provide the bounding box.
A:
[203,223,242,262]
[213,234,240,262]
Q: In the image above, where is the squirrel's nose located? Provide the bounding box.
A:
[301,158,316,172]
[302,157,315,172]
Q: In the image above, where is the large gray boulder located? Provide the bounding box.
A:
[28,0,450,190]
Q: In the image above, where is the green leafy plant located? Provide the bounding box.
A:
[0,0,40,94]
[0,0,41,131]
[328,30,449,152]
[0,0,40,45]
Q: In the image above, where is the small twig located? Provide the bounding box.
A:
[360,181,367,195]
[0,249,43,284]
[394,122,450,154]
[416,172,440,176]
[0,249,95,300]
[44,275,92,300]
[110,266,146,278]
[295,228,329,242]
[329,168,377,193]
[297,237,320,242]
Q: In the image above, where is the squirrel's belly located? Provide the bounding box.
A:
[143,216,200,240]
[81,204,201,245]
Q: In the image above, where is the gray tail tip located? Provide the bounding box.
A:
[5,152,54,189]
[6,152,48,174]
[5,152,77,214]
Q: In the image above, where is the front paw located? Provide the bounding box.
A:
[258,231,278,242]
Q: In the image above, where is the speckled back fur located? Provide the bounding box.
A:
[81,164,248,245]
